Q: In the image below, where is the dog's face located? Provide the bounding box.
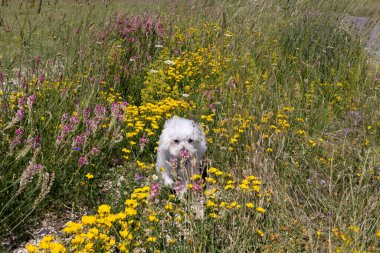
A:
[158,117,207,159]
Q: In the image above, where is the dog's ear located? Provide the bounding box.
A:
[158,129,171,151]
[194,122,207,155]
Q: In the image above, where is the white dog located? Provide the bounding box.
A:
[156,116,207,194]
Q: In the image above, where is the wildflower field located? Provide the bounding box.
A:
[0,0,380,252]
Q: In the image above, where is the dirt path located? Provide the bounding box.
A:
[345,16,380,64]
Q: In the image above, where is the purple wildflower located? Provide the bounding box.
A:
[79,156,89,166]
[15,108,25,121]
[91,146,100,155]
[69,115,79,125]
[62,125,71,134]
[31,164,44,174]
[18,97,26,107]
[179,147,191,159]
[192,181,203,191]
[15,128,24,135]
[29,135,41,148]
[38,74,46,84]
[83,107,91,120]
[61,113,69,123]
[74,134,85,146]
[27,94,36,107]
[12,136,22,145]
[94,104,106,118]
[136,173,143,182]
[150,182,160,199]
[111,103,123,121]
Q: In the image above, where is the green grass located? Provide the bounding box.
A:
[0,0,379,252]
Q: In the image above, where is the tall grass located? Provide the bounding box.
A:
[0,0,379,252]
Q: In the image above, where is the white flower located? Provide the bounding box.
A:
[150,69,158,74]
[181,93,190,98]
[155,44,164,48]
[164,60,175,65]
[152,174,159,181]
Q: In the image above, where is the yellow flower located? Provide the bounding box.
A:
[85,173,94,179]
[120,229,133,240]
[376,229,380,238]
[224,184,234,190]
[49,242,67,253]
[209,212,218,219]
[147,236,157,242]
[256,207,266,213]
[25,244,38,253]
[125,199,138,208]
[62,221,82,234]
[82,215,96,225]
[297,129,306,135]
[349,226,359,233]
[205,177,217,184]
[239,183,249,190]
[256,229,265,237]
[84,242,94,251]
[190,174,202,180]
[148,215,159,222]
[38,235,54,249]
[71,234,85,245]
[165,203,174,211]
[229,202,238,208]
[98,204,111,214]
[246,203,254,208]
[206,200,217,208]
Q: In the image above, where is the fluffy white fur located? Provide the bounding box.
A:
[156,116,207,192]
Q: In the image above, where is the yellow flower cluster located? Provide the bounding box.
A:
[123,97,193,147]
[26,166,271,252]
[141,46,224,103]
[26,186,151,253]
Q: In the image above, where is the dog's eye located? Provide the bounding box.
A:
[174,140,179,144]
[188,139,193,143]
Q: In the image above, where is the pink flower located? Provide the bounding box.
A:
[179,147,190,159]
[15,108,25,121]
[38,74,46,84]
[74,134,85,146]
[61,113,69,123]
[18,97,26,107]
[150,182,160,199]
[83,107,91,119]
[91,146,100,155]
[12,135,22,145]
[94,104,106,118]
[62,125,71,134]
[27,94,36,107]
[70,116,79,125]
[15,128,24,135]
[79,156,89,166]
[26,135,41,148]
[192,181,203,191]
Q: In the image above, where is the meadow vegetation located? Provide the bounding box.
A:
[0,0,379,252]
